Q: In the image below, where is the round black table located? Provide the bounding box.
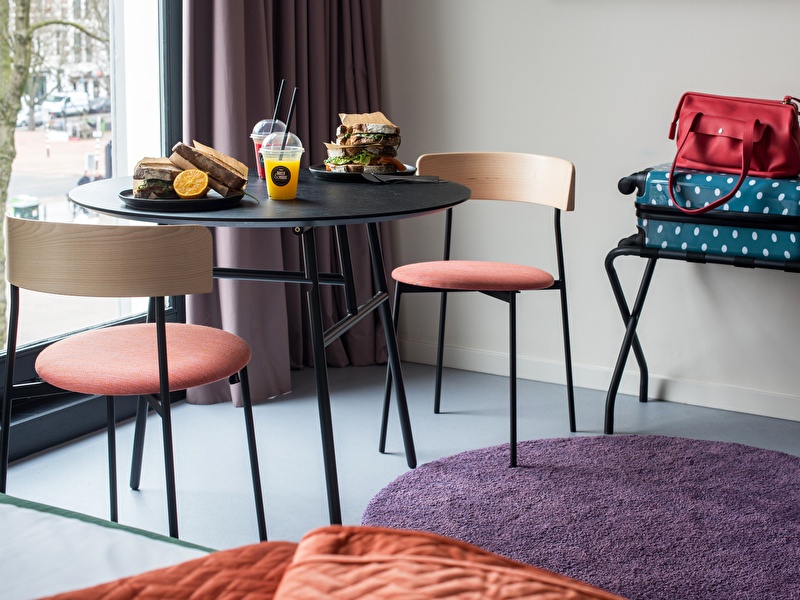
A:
[69,169,471,526]
[70,170,468,227]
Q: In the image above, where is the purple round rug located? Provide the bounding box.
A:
[362,435,800,600]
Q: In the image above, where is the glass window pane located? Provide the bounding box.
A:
[14,293,148,347]
[9,0,159,347]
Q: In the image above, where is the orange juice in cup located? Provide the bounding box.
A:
[260,133,304,200]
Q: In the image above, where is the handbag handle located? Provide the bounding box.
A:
[668,112,757,215]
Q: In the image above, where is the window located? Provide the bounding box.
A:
[5,0,182,460]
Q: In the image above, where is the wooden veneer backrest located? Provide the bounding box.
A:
[416,152,575,211]
[4,216,213,298]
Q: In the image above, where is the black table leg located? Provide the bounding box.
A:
[300,227,342,525]
[366,223,417,469]
[604,251,658,434]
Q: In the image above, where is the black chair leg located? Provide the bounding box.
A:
[1,286,20,494]
[159,394,179,538]
[509,295,518,468]
[0,382,12,495]
[129,395,149,490]
[107,395,118,522]
[433,291,449,414]
[238,367,268,541]
[559,285,577,432]
[0,393,9,493]
[130,298,155,491]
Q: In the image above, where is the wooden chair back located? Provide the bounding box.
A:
[4,216,213,298]
[416,152,575,211]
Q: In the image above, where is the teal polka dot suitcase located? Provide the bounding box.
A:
[632,165,800,262]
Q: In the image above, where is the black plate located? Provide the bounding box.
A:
[308,164,416,181]
[118,190,243,211]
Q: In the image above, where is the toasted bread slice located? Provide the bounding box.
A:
[133,157,182,181]
[336,123,399,137]
[170,142,247,190]
[168,152,239,196]
[193,141,248,180]
[338,111,398,131]
[335,131,401,147]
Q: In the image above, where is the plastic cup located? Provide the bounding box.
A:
[251,134,267,178]
[261,147,304,199]
[260,132,304,200]
[251,119,286,179]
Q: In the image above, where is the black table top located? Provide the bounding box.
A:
[69,170,471,228]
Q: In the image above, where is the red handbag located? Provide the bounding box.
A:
[668,92,800,214]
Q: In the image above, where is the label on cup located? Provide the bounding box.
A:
[270,165,292,187]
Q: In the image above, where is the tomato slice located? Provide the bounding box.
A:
[379,156,406,171]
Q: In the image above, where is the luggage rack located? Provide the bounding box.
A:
[604,232,800,435]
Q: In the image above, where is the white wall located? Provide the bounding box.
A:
[381,0,800,422]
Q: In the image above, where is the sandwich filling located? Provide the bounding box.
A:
[134,179,175,198]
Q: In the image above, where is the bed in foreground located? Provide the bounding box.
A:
[2,492,623,599]
[0,492,211,599]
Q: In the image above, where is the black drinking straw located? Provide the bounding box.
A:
[280,87,299,152]
[269,79,285,134]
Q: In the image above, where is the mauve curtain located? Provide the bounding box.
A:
[182,0,391,406]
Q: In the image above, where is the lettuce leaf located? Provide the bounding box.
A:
[324,151,373,166]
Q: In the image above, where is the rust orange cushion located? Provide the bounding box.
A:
[393,260,554,291]
[35,323,251,396]
[275,526,625,599]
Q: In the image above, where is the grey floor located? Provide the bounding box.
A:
[6,362,800,550]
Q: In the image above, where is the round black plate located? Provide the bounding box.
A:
[308,164,416,181]
[118,190,243,211]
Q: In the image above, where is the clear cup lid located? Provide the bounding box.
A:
[251,118,286,137]
[261,131,303,150]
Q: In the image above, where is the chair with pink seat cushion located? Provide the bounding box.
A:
[0,216,267,541]
[380,152,576,467]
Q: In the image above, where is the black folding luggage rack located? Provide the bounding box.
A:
[604,174,800,434]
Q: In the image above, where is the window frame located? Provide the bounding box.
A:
[3,0,184,462]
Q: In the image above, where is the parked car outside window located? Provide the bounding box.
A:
[41,91,90,117]
[16,104,50,128]
[88,96,111,114]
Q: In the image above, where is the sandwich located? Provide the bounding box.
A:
[169,141,249,196]
[324,112,405,173]
[132,157,182,198]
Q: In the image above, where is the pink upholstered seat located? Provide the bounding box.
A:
[36,323,251,396]
[393,260,555,292]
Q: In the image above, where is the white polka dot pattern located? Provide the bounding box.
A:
[635,166,800,261]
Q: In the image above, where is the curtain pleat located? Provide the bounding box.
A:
[182,0,390,405]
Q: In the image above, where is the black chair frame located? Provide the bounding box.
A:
[380,206,576,467]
